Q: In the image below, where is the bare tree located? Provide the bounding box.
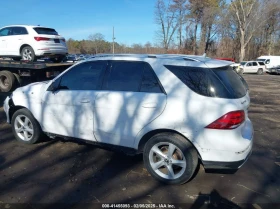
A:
[155,0,179,52]
[88,33,105,54]
[170,0,188,50]
[230,0,278,61]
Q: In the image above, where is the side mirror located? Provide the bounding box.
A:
[47,80,60,92]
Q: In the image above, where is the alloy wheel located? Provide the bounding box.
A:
[149,142,187,180]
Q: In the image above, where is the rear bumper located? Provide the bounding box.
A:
[202,146,253,169]
[35,48,68,56]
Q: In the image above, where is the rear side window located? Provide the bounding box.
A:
[33,27,58,35]
[103,61,164,93]
[140,63,163,93]
[11,27,28,35]
[253,62,258,66]
[104,61,143,92]
[165,65,247,99]
[258,62,265,65]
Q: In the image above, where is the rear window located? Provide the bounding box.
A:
[33,27,58,35]
[165,65,247,99]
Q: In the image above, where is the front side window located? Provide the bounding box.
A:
[58,61,107,90]
[0,27,12,36]
[246,63,252,67]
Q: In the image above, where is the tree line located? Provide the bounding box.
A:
[67,0,280,62]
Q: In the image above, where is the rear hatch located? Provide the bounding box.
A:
[32,27,66,48]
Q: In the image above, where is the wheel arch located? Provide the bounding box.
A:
[8,104,26,123]
[136,129,201,158]
[19,44,32,54]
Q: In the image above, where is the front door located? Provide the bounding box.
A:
[0,27,11,55]
[94,61,167,148]
[7,27,28,55]
[41,60,107,141]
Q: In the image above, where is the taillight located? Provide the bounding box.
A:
[205,110,245,129]
[34,37,50,41]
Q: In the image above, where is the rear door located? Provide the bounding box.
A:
[252,62,258,73]
[94,61,167,148]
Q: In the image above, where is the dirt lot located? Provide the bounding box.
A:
[0,74,280,209]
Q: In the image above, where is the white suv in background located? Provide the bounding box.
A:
[3,54,254,184]
[0,25,68,62]
[239,61,265,74]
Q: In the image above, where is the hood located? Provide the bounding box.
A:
[14,81,50,99]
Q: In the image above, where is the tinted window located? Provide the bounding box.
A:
[11,27,28,35]
[165,65,247,99]
[33,27,58,35]
[258,62,265,65]
[253,62,258,66]
[140,64,163,93]
[59,61,106,90]
[103,61,143,92]
[0,27,12,36]
[247,63,252,66]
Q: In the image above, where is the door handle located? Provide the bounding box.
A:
[142,103,157,108]
[80,99,90,103]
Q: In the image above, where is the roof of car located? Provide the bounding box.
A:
[85,53,233,68]
[1,25,50,28]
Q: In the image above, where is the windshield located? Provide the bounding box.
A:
[240,62,247,66]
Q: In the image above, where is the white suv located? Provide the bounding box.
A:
[239,61,265,74]
[3,54,254,184]
[0,25,68,62]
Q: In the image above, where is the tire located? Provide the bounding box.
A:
[257,69,263,75]
[50,56,66,63]
[13,73,22,88]
[143,133,198,185]
[21,46,37,62]
[0,70,16,92]
[12,57,22,61]
[11,108,43,144]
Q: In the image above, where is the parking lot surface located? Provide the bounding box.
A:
[0,74,280,209]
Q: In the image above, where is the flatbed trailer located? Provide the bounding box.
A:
[0,60,73,92]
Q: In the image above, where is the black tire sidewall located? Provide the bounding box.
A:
[21,46,36,62]
[0,71,16,92]
[258,69,263,75]
[143,133,198,185]
[11,108,42,144]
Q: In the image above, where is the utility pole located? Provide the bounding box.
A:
[112,26,116,54]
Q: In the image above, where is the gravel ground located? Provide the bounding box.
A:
[0,74,279,209]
